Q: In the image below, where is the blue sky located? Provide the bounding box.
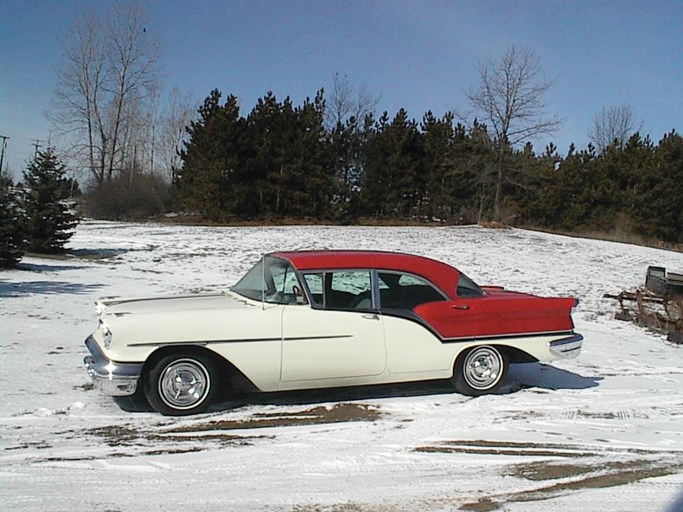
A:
[1,0,682,181]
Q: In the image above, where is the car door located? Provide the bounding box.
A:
[375,271,455,374]
[280,270,387,384]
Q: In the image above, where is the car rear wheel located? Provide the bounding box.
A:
[145,353,218,416]
[453,345,507,396]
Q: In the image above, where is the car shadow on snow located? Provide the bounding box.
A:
[223,380,461,409]
[216,364,602,411]
[113,380,461,414]
[507,362,602,392]
[114,364,601,416]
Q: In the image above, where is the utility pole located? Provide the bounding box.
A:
[31,139,44,158]
[0,135,8,173]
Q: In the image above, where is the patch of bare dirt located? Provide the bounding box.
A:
[88,423,266,448]
[4,440,52,451]
[413,439,597,458]
[458,497,500,511]
[507,461,679,502]
[168,403,383,433]
[417,439,683,509]
[68,403,381,463]
[292,503,401,512]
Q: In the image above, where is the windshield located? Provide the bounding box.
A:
[231,256,304,304]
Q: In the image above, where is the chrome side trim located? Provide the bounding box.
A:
[126,334,354,348]
[442,329,576,344]
[548,334,584,359]
[84,336,143,397]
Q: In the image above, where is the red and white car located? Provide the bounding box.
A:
[84,251,583,415]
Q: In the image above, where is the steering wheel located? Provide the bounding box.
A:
[292,285,304,304]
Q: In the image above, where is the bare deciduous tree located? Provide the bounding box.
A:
[324,73,380,130]
[467,45,561,220]
[50,1,159,188]
[51,10,106,185]
[324,73,381,216]
[589,104,642,153]
[158,86,196,181]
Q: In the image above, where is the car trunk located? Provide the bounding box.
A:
[413,289,577,340]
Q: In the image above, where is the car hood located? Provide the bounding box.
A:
[97,291,251,317]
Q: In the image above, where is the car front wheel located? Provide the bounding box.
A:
[145,353,218,416]
[453,345,507,396]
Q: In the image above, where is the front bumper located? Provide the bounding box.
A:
[84,336,144,397]
[548,333,584,359]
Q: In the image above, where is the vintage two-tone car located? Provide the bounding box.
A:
[84,251,583,415]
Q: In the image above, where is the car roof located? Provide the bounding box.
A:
[269,250,460,298]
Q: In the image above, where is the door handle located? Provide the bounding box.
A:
[452,304,469,310]
[362,314,380,320]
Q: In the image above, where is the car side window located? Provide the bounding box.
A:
[303,273,324,307]
[456,272,484,297]
[303,271,374,310]
[378,272,446,310]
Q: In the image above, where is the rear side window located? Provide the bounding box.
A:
[378,272,446,310]
[457,272,484,297]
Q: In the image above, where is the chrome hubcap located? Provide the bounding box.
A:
[464,347,502,390]
[159,359,210,410]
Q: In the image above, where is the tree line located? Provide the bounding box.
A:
[172,87,682,243]
[4,2,680,269]
[43,3,681,244]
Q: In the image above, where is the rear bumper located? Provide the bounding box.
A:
[548,333,583,359]
[84,336,143,397]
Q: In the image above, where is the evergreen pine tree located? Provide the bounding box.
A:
[174,89,245,220]
[329,114,364,221]
[22,148,79,253]
[634,131,683,242]
[361,110,422,219]
[0,171,27,267]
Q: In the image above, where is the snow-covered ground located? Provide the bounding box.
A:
[2,221,683,512]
